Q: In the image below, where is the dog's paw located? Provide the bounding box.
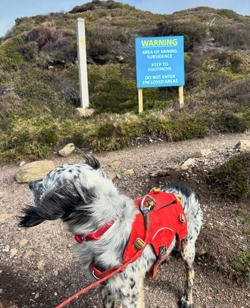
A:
[178,298,194,308]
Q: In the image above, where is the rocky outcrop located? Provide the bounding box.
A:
[15,160,55,183]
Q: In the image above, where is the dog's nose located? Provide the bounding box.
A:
[29,181,34,189]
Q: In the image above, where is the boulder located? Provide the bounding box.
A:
[58,143,75,157]
[15,160,55,183]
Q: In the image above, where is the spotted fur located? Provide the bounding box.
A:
[19,154,203,308]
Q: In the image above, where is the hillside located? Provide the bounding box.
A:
[0,0,250,162]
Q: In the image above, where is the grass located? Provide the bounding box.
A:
[232,250,250,277]
[232,208,250,276]
[0,110,207,162]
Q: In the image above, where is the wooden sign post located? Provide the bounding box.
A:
[179,86,184,107]
[138,89,143,113]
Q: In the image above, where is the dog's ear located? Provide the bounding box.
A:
[19,186,81,228]
[19,205,46,227]
[82,153,100,170]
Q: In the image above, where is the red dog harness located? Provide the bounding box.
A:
[76,189,188,281]
[123,189,188,279]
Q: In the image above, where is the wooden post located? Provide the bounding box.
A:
[76,18,89,108]
[138,89,143,113]
[179,86,184,107]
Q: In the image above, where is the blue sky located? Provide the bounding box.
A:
[0,0,250,37]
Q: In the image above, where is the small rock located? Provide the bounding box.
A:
[37,260,45,270]
[10,248,18,258]
[19,239,28,247]
[116,55,124,62]
[235,140,250,151]
[123,169,134,176]
[75,108,95,117]
[108,172,117,181]
[0,191,5,199]
[0,213,13,222]
[110,161,121,168]
[3,245,10,252]
[192,149,212,158]
[58,143,75,157]
[178,158,196,170]
[19,161,26,167]
[116,173,122,180]
[24,249,35,259]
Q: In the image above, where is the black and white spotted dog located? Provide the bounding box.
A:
[19,154,203,308]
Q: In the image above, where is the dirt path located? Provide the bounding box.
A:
[0,132,250,308]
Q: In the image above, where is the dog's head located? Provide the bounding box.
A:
[19,154,110,229]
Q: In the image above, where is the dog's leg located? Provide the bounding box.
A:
[179,243,195,308]
[123,278,145,308]
[100,285,115,308]
[103,276,145,308]
[138,284,145,308]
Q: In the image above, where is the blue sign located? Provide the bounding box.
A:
[135,36,185,88]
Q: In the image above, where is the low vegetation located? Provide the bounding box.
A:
[208,153,250,201]
[206,154,250,276]
[232,208,250,276]
[0,1,249,163]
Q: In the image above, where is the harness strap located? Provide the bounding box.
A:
[90,228,150,282]
[75,219,116,243]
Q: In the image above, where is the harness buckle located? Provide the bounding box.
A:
[140,194,156,212]
[151,187,161,193]
[134,238,145,250]
[92,270,100,280]
[179,213,185,223]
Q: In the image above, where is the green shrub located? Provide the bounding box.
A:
[90,122,131,152]
[215,77,250,104]
[154,20,207,51]
[207,153,250,201]
[217,9,240,20]
[210,25,250,49]
[23,41,39,60]
[213,111,248,133]
[86,29,112,64]
[0,36,26,70]
[25,25,53,49]
[37,127,58,146]
[232,250,250,277]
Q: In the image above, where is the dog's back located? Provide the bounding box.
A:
[162,182,203,243]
